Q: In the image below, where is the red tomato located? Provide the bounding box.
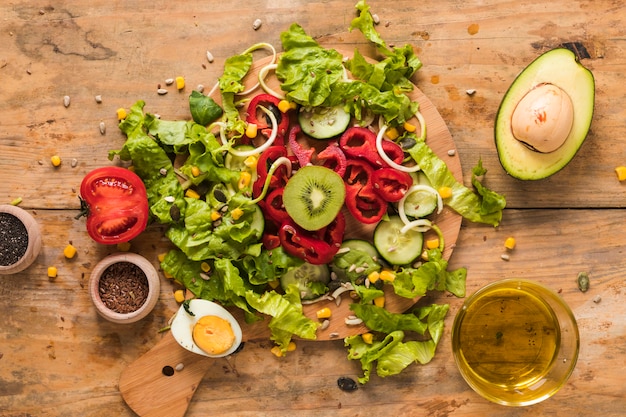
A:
[78,167,149,245]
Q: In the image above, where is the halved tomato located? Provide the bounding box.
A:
[78,166,149,245]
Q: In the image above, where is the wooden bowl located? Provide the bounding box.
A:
[0,205,42,275]
[89,252,160,324]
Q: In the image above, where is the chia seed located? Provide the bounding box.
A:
[98,262,149,313]
[0,213,28,266]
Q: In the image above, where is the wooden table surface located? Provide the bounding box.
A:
[1,0,625,416]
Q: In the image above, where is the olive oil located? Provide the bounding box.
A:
[453,284,560,401]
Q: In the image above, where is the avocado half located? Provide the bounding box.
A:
[495,48,595,180]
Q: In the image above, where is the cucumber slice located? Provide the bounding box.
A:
[280,262,330,300]
[340,239,379,259]
[374,215,423,265]
[403,173,438,218]
[298,104,351,139]
[249,204,265,239]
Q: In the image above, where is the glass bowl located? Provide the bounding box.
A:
[451,279,579,406]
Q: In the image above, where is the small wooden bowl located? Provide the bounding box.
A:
[0,205,42,275]
[89,252,160,324]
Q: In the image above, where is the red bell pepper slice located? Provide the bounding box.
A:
[287,125,315,168]
[315,141,347,177]
[279,213,345,265]
[371,167,413,202]
[343,158,387,224]
[339,126,405,167]
[264,187,291,224]
[246,94,290,144]
[253,145,290,199]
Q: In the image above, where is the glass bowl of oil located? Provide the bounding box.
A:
[451,279,579,406]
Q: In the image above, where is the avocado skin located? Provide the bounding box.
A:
[494,48,595,180]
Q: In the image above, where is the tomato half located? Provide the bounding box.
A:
[78,167,149,245]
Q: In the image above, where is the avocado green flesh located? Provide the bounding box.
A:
[495,48,595,180]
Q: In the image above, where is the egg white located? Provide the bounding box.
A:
[170,299,243,357]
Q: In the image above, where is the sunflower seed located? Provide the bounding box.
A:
[157,88,168,95]
[94,95,102,103]
[206,50,214,63]
[253,19,262,30]
[165,78,174,85]
[63,95,70,107]
[99,121,106,135]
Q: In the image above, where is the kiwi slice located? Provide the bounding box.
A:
[283,166,346,231]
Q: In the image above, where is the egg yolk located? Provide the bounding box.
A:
[192,315,236,355]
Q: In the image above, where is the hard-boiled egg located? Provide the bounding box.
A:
[170,299,243,358]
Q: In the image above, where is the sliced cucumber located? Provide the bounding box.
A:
[374,215,423,265]
[298,104,351,139]
[280,262,330,300]
[340,239,379,259]
[403,172,438,218]
[249,204,265,239]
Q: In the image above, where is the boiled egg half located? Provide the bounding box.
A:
[170,299,243,357]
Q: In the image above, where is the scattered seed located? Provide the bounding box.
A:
[320,319,330,330]
[164,196,175,203]
[592,295,602,304]
[337,376,358,392]
[371,13,380,25]
[447,149,456,156]
[165,78,174,86]
[160,168,169,176]
[99,121,106,135]
[63,95,70,108]
[157,88,168,95]
[466,89,476,96]
[206,50,214,63]
[252,18,262,30]
[500,253,510,261]
[71,158,78,168]
[577,272,590,292]
[175,363,185,372]
[94,95,102,103]
[196,84,204,93]
[329,332,340,338]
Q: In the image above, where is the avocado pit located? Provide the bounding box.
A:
[511,83,574,153]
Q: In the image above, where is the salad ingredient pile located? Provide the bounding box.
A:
[99,0,506,383]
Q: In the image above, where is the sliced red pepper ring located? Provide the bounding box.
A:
[339,126,405,167]
[246,94,290,143]
[253,145,290,199]
[287,125,315,168]
[279,213,345,265]
[264,187,291,224]
[345,184,387,224]
[371,167,413,202]
[343,158,374,188]
[315,141,347,177]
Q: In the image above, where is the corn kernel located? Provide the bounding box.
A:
[287,341,297,352]
[191,165,201,177]
[116,241,131,252]
[116,108,127,120]
[367,270,380,284]
[270,345,284,357]
[231,207,244,220]
[426,238,440,250]
[163,270,174,279]
[379,270,396,282]
[504,237,516,250]
[50,155,62,167]
[386,127,400,140]
[316,307,332,319]
[63,244,77,259]
[244,155,258,169]
[373,296,385,308]
[245,123,258,138]
[185,189,200,199]
[403,121,417,133]
[200,261,211,273]
[158,253,167,263]
[278,100,292,113]
[438,186,453,199]
[238,171,252,190]
[175,76,185,90]
[47,266,58,278]
[616,166,626,181]
[362,333,374,344]
[174,289,185,303]
[210,210,221,221]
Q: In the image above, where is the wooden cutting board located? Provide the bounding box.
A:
[120,47,462,417]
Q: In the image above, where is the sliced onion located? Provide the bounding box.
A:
[376,125,421,173]
[400,218,432,235]
[257,64,285,99]
[398,184,443,225]
[227,105,278,158]
[238,43,278,96]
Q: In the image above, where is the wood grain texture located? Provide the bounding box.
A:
[1,0,625,416]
